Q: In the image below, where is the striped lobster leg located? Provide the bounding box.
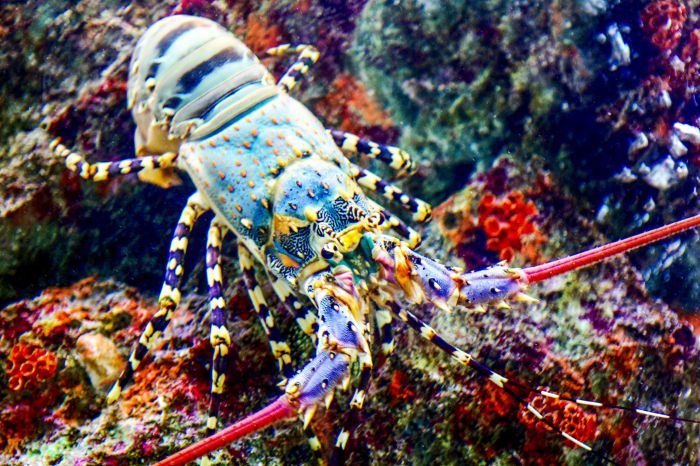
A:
[267,43,320,93]
[348,163,432,223]
[238,242,295,385]
[329,129,416,178]
[204,218,232,435]
[50,138,177,181]
[107,192,209,403]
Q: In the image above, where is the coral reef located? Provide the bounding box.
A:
[0,1,699,465]
[641,0,688,52]
[432,158,548,268]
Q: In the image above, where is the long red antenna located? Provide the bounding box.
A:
[523,213,700,284]
[153,396,296,466]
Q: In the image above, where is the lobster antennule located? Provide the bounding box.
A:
[523,213,700,284]
[153,396,295,466]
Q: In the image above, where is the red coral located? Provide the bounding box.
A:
[5,343,58,392]
[518,392,597,449]
[477,190,540,263]
[388,370,416,403]
[641,0,688,53]
[238,14,282,57]
[315,73,394,136]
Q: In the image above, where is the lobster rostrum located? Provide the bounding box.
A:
[50,15,700,465]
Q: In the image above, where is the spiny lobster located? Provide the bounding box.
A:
[50,14,700,465]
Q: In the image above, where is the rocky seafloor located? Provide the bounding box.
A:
[1,0,700,465]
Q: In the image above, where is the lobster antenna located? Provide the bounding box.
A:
[153,396,295,466]
[523,213,700,284]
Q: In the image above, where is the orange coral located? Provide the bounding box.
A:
[314,73,394,135]
[641,0,688,52]
[477,190,541,263]
[5,343,58,391]
[388,370,416,403]
[239,14,282,57]
[518,392,597,448]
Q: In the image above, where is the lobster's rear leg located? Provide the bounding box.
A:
[204,218,233,435]
[107,192,209,402]
[51,139,177,181]
[348,163,432,223]
[238,243,295,384]
[329,129,416,178]
[267,43,320,93]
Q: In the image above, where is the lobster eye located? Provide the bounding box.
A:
[321,246,335,260]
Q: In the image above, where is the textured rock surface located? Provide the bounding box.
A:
[1,0,699,465]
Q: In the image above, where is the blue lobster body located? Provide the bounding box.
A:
[180,92,365,277]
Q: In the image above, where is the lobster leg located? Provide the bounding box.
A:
[348,163,432,223]
[330,352,374,466]
[270,275,319,344]
[374,307,396,356]
[107,192,209,402]
[328,129,416,178]
[385,300,604,454]
[238,242,295,384]
[50,139,177,181]
[267,43,320,93]
[366,198,422,248]
[204,218,232,435]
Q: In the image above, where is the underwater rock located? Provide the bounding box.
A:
[74,332,126,390]
[1,1,700,465]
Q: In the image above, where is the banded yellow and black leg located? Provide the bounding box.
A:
[266,43,320,93]
[107,192,209,403]
[329,353,374,466]
[387,300,603,453]
[50,139,177,182]
[205,218,231,436]
[328,129,415,178]
[265,277,328,463]
[374,308,395,357]
[348,163,432,224]
[238,243,295,384]
[270,276,319,345]
[366,199,422,248]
